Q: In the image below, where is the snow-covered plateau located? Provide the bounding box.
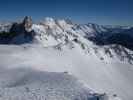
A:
[0,16,133,100]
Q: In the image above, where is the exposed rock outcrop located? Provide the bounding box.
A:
[0,16,35,44]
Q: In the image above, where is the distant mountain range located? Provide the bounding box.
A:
[0,16,133,64]
[0,16,133,50]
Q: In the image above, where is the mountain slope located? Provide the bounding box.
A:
[0,16,133,100]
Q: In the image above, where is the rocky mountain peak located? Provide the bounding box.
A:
[22,16,32,31]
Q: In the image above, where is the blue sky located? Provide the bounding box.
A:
[0,0,132,25]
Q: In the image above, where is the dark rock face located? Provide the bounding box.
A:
[10,23,25,35]
[106,33,133,50]
[22,16,32,31]
[10,16,33,34]
[86,26,133,50]
[0,16,35,44]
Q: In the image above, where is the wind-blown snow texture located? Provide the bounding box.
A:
[0,16,133,100]
[0,67,103,100]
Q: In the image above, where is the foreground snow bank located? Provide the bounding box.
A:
[0,67,108,100]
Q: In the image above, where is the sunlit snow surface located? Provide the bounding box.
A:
[0,67,96,100]
[0,44,131,100]
[1,18,133,100]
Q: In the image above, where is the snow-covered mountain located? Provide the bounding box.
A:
[0,16,133,100]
